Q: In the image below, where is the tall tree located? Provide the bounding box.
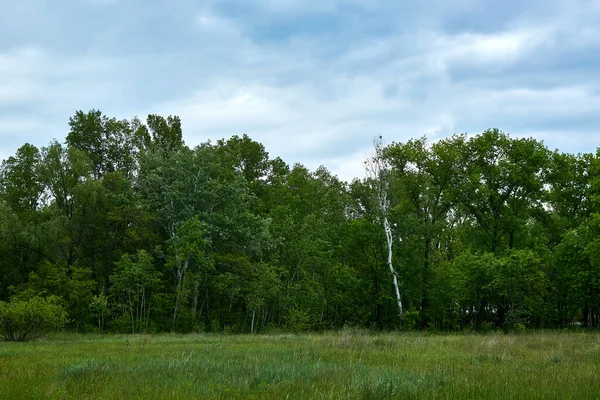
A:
[456,129,549,254]
[365,137,403,328]
[384,135,462,328]
[67,110,139,179]
[141,114,184,153]
[137,143,269,330]
[110,249,161,333]
[0,143,43,215]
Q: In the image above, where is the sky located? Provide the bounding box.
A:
[1,0,600,182]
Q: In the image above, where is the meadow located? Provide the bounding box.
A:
[0,330,599,399]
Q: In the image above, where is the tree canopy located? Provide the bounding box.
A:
[1,111,599,333]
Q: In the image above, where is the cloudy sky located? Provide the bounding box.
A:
[1,0,599,181]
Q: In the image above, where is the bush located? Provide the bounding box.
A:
[285,308,312,333]
[402,311,420,331]
[0,296,68,342]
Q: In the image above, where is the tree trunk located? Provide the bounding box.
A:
[192,280,200,313]
[420,238,431,329]
[262,307,268,330]
[476,297,486,331]
[366,137,404,330]
[383,213,403,328]
[172,258,189,330]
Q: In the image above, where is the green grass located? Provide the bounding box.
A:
[1,330,599,399]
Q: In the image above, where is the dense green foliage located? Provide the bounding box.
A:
[0,332,599,398]
[1,110,599,333]
[0,296,67,341]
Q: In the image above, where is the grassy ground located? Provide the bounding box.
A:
[0,330,599,399]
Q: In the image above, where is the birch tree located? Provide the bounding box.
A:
[167,217,210,329]
[110,250,160,333]
[385,136,462,328]
[365,136,403,328]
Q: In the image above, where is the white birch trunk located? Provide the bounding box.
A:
[366,137,403,328]
[383,212,403,325]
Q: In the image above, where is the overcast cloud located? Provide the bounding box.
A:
[1,0,599,181]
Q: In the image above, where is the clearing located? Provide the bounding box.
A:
[0,330,599,399]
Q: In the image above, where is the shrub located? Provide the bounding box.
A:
[402,311,420,331]
[0,296,68,342]
[285,308,312,333]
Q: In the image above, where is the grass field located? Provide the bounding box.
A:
[0,330,599,399]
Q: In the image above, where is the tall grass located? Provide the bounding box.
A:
[0,330,599,399]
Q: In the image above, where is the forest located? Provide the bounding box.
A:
[1,109,599,334]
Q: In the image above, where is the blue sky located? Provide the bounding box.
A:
[1,0,599,181]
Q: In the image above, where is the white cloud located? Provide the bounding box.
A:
[151,73,460,180]
[194,9,241,38]
[456,86,600,124]
[151,56,600,179]
[515,129,600,154]
[0,116,62,162]
[0,78,39,104]
[0,118,43,133]
[326,148,374,182]
[0,48,44,79]
[0,47,126,106]
[81,0,123,5]
[0,46,140,159]
[1,0,600,182]
[426,27,553,70]
[260,0,360,13]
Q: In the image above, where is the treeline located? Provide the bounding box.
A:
[1,110,599,333]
